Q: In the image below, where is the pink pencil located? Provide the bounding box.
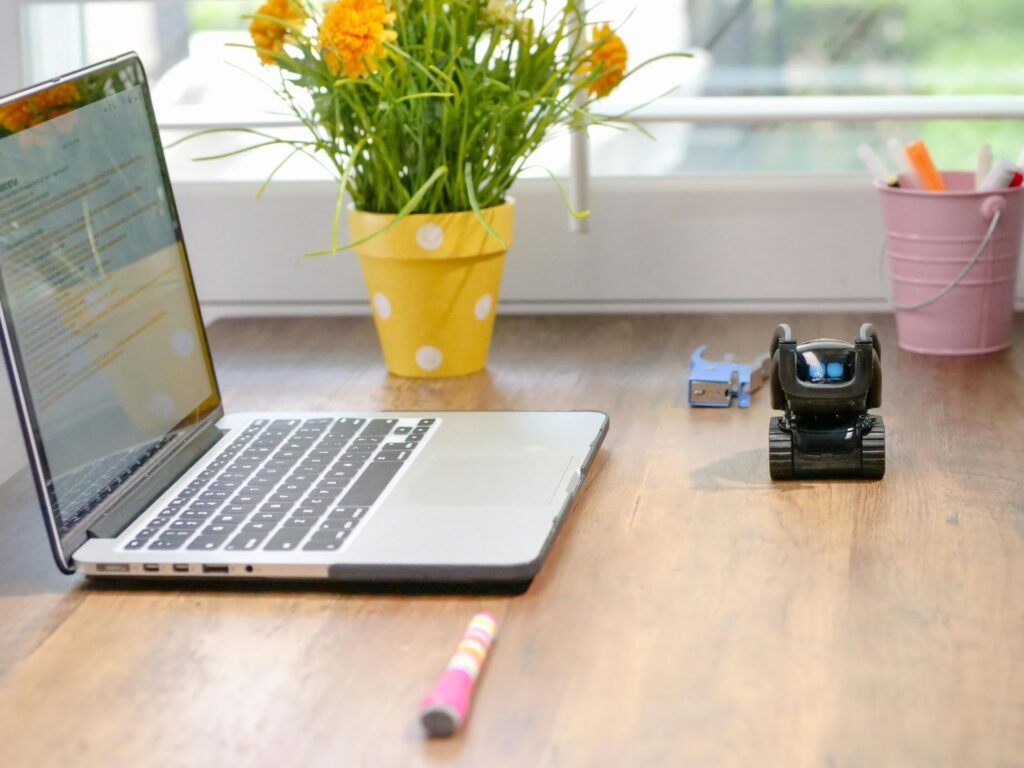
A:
[419,612,498,737]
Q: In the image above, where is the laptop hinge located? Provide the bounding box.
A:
[86,421,225,540]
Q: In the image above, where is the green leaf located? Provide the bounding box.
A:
[304,165,449,257]
[464,162,505,247]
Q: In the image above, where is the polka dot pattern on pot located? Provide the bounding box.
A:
[415,345,444,372]
[415,223,445,251]
[474,293,493,320]
[373,292,392,319]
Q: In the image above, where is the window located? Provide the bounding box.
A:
[13,0,1024,177]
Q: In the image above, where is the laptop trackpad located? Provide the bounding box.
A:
[392,453,573,507]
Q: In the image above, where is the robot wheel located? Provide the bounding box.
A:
[768,417,794,480]
[861,416,886,479]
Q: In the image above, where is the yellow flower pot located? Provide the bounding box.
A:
[348,201,515,378]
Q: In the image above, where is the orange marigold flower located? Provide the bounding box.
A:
[250,0,306,65]
[580,23,628,98]
[0,83,81,133]
[318,0,398,78]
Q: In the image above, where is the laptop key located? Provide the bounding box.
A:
[357,419,395,437]
[340,461,403,506]
[170,519,201,530]
[352,437,384,447]
[315,519,353,533]
[265,530,308,551]
[221,503,257,515]
[310,529,349,543]
[202,523,236,536]
[282,516,317,528]
[187,535,228,551]
[233,493,267,506]
[326,507,368,521]
[382,442,418,451]
[125,537,148,550]
[340,452,373,462]
[291,506,324,518]
[190,500,222,510]
[307,487,341,500]
[212,513,248,525]
[315,482,350,497]
[199,489,232,501]
[301,496,332,509]
[252,511,285,523]
[226,531,271,551]
[329,462,362,475]
[260,501,290,514]
[268,491,303,504]
[181,510,214,521]
[206,480,241,492]
[374,451,411,463]
[242,521,276,533]
[302,539,344,551]
[150,534,190,550]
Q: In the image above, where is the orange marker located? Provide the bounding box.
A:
[905,140,946,191]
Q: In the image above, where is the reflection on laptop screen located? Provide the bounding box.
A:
[0,59,219,536]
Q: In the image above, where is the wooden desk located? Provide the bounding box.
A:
[0,314,1021,767]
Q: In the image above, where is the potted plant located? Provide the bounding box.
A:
[201,0,679,376]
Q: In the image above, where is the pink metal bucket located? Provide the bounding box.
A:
[878,171,1024,355]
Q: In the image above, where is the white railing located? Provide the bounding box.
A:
[154,94,1024,131]
[598,95,1024,123]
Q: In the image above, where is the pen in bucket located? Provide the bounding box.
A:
[886,138,918,188]
[857,144,899,188]
[905,140,946,191]
[420,612,498,738]
[975,143,993,190]
[979,159,1019,191]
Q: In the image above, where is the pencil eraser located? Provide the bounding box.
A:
[421,704,459,738]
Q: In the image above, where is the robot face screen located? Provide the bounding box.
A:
[796,350,855,383]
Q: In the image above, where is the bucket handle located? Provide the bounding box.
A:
[881,197,1004,311]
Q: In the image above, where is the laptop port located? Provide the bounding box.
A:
[172,564,190,573]
[97,563,130,573]
[142,563,160,573]
[202,564,229,574]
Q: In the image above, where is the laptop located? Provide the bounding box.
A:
[0,54,607,583]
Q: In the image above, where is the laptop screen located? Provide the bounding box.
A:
[0,57,220,553]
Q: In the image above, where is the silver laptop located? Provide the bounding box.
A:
[0,55,607,583]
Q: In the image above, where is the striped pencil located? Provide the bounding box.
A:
[420,612,498,738]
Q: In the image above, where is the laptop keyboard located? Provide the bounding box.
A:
[122,416,436,554]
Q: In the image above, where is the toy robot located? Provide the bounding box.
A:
[768,323,885,480]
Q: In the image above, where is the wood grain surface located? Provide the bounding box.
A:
[0,314,1021,768]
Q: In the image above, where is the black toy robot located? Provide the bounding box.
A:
[768,323,885,480]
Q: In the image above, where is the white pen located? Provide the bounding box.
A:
[975,143,993,190]
[858,144,890,184]
[886,138,918,188]
[979,159,1018,191]
[1017,147,1024,170]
